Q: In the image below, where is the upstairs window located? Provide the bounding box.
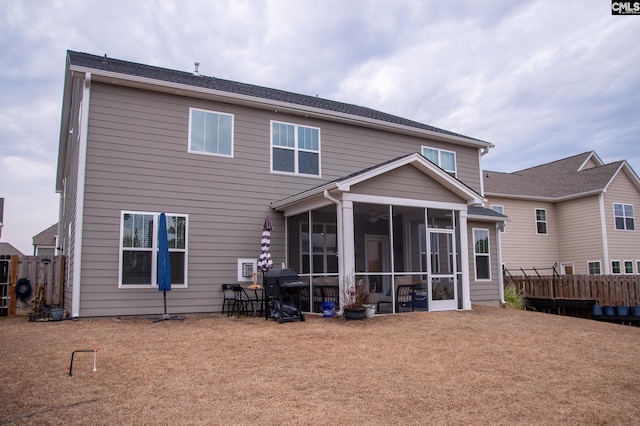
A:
[613,203,635,230]
[271,121,320,176]
[189,108,233,157]
[422,146,457,177]
[535,209,547,234]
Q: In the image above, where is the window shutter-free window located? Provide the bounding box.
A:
[613,203,635,230]
[271,121,320,176]
[535,209,547,234]
[120,212,188,287]
[473,228,490,280]
[421,146,457,177]
[189,108,233,157]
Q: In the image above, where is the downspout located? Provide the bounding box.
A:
[324,190,344,313]
[496,221,506,305]
[599,193,609,274]
[479,147,491,205]
[72,72,91,318]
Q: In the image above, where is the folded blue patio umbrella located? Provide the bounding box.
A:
[154,212,183,322]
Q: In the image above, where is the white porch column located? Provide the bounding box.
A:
[459,209,472,310]
[340,200,355,310]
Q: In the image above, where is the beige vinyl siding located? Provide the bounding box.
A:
[467,220,501,303]
[556,195,603,274]
[350,165,466,203]
[486,197,559,273]
[580,157,600,170]
[603,172,640,266]
[76,82,485,316]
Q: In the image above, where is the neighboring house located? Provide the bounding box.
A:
[55,50,506,318]
[33,223,58,256]
[484,151,640,276]
[0,243,23,257]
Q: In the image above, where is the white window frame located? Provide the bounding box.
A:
[561,263,574,275]
[118,211,188,288]
[421,146,457,177]
[473,228,491,281]
[271,120,321,176]
[587,261,601,275]
[613,203,635,230]
[188,107,234,158]
[535,208,547,234]
[623,260,634,274]
[611,260,621,275]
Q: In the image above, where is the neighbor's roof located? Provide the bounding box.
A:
[65,50,493,147]
[0,242,24,256]
[33,223,58,246]
[484,151,640,200]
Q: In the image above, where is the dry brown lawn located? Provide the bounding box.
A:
[1,306,639,425]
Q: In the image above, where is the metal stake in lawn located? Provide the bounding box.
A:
[68,349,98,376]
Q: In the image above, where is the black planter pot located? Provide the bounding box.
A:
[344,308,366,320]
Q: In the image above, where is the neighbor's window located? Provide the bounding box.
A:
[271,121,320,176]
[120,212,188,287]
[189,108,233,157]
[611,260,621,275]
[613,203,635,230]
[422,146,457,177]
[491,205,505,232]
[473,228,491,280]
[624,260,634,274]
[535,209,547,234]
[587,261,601,275]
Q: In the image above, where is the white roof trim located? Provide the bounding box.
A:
[577,151,604,171]
[602,161,640,193]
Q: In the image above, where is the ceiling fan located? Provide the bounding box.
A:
[364,209,389,223]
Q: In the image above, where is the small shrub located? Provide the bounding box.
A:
[503,283,525,310]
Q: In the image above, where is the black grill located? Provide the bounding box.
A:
[264,269,307,323]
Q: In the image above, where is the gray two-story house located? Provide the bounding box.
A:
[56,50,506,318]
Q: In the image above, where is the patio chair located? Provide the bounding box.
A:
[377,281,416,313]
[227,284,254,317]
[221,284,235,315]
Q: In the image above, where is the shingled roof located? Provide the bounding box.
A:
[67,50,489,145]
[484,151,630,199]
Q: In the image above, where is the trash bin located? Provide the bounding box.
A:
[322,301,335,317]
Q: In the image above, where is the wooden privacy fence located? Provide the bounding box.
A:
[505,274,640,306]
[3,255,66,315]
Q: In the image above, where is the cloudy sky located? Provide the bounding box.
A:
[1,0,639,254]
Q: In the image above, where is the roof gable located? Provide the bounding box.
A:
[272,153,484,211]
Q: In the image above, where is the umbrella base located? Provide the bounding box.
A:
[153,313,184,322]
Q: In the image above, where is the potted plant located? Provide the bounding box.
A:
[342,278,369,320]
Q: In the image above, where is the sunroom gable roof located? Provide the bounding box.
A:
[271,153,485,211]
